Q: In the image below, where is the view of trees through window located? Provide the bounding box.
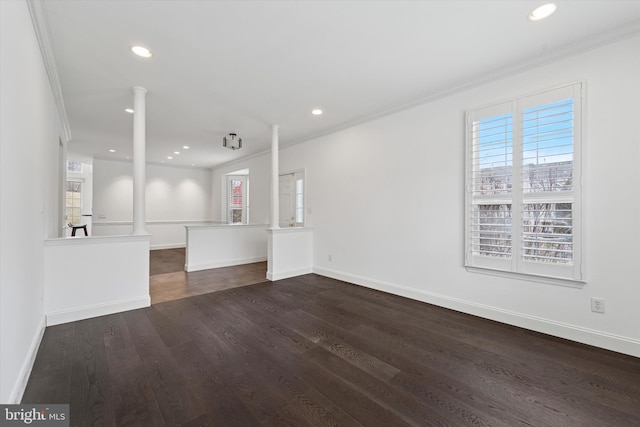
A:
[472,98,574,264]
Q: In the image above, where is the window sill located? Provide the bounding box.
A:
[465,265,586,288]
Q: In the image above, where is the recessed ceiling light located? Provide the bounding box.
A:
[131,46,152,58]
[183,145,190,149]
[312,109,323,115]
[109,149,116,153]
[174,151,180,155]
[125,108,134,114]
[167,156,173,160]
[529,3,557,21]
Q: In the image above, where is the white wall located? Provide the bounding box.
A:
[212,35,640,356]
[92,159,213,247]
[211,154,271,224]
[0,0,63,403]
[185,224,268,272]
[44,236,151,326]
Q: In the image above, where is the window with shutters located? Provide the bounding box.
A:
[227,175,248,224]
[465,83,583,283]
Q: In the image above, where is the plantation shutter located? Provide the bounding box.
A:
[518,84,582,280]
[467,102,515,272]
[466,83,583,283]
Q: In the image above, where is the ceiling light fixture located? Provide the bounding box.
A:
[223,133,242,150]
[125,108,134,114]
[529,3,557,21]
[131,46,152,58]
[312,109,323,115]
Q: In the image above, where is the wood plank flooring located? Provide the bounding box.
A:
[150,248,187,276]
[149,248,267,304]
[23,274,640,426]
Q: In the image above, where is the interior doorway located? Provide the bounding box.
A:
[279,170,305,227]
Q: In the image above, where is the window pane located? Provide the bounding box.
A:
[66,160,83,173]
[471,204,512,258]
[227,175,248,224]
[522,99,573,193]
[230,180,243,207]
[65,181,82,224]
[522,202,573,264]
[472,114,513,196]
[230,209,243,224]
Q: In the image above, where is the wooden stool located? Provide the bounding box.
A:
[69,223,88,236]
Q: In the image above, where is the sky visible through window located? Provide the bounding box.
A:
[522,98,573,167]
[477,98,573,170]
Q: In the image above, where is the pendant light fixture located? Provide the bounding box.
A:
[223,133,242,150]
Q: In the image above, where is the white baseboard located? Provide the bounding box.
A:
[185,256,267,272]
[313,266,640,358]
[150,243,186,250]
[45,296,150,326]
[9,315,46,404]
[267,267,313,281]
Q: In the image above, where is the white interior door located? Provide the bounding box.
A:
[279,174,295,227]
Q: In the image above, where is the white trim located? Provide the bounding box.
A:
[268,267,313,281]
[185,223,268,231]
[93,220,221,227]
[150,243,186,251]
[45,296,150,326]
[186,256,267,273]
[44,234,151,246]
[8,316,46,404]
[313,266,640,358]
[267,226,314,235]
[465,266,585,289]
[26,0,71,143]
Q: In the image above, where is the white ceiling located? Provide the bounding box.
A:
[43,0,640,169]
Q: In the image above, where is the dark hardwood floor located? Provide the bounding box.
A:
[149,248,268,304]
[23,274,640,426]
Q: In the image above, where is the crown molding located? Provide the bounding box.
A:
[27,0,72,143]
[212,21,640,173]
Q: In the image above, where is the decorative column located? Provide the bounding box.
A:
[266,123,313,281]
[131,86,148,235]
[270,124,280,229]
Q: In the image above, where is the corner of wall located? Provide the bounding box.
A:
[7,316,46,404]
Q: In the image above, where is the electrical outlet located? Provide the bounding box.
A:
[591,297,605,314]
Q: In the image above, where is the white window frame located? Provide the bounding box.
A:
[465,82,584,286]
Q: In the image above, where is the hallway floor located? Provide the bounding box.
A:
[149,248,267,304]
